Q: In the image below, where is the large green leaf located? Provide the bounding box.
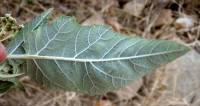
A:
[7,9,190,95]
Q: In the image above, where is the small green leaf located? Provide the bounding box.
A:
[0,80,14,93]
[7,9,190,95]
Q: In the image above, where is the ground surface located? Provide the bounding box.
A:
[0,0,200,106]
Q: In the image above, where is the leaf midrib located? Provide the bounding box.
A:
[7,48,187,62]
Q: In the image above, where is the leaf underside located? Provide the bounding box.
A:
[7,9,190,95]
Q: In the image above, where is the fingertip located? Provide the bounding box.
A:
[0,43,7,62]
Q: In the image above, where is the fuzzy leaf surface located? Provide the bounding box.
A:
[7,9,190,95]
